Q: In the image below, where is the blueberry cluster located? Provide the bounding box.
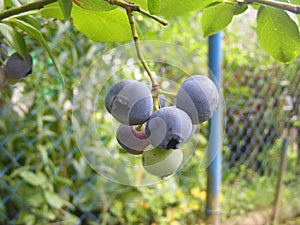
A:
[0,48,33,88]
[105,75,219,177]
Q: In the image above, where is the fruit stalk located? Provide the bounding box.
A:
[126,8,160,111]
[159,89,176,97]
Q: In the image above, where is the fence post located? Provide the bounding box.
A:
[205,32,223,225]
[272,136,289,224]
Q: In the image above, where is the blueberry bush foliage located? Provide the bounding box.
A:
[0,0,300,71]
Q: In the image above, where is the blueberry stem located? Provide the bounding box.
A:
[126,8,160,111]
[159,90,176,97]
[135,124,143,131]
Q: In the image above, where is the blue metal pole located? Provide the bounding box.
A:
[206,32,223,225]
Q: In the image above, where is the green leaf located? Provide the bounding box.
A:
[20,16,42,30]
[201,3,236,37]
[158,0,220,18]
[9,18,65,84]
[294,119,300,127]
[4,0,20,8]
[256,6,300,63]
[72,0,117,11]
[233,4,248,15]
[53,176,73,186]
[58,0,73,20]
[44,190,68,209]
[71,5,139,42]
[0,23,26,58]
[63,212,81,224]
[147,0,161,14]
[22,214,36,225]
[40,3,64,21]
[25,192,44,207]
[20,170,47,186]
[130,0,147,9]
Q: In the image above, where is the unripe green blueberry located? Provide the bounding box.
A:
[142,148,183,177]
[5,52,33,79]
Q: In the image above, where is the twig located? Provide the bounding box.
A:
[0,0,57,20]
[126,8,160,111]
[139,8,168,26]
[126,9,157,85]
[240,0,300,14]
[108,0,168,26]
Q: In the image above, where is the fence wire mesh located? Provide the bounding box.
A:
[0,12,299,225]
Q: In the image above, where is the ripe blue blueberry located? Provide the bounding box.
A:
[105,80,153,125]
[116,124,149,155]
[145,106,193,150]
[176,75,219,124]
[5,52,33,79]
[0,67,7,88]
[184,124,196,144]
[158,94,165,107]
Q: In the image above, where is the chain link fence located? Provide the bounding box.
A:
[0,13,299,225]
[222,50,300,223]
